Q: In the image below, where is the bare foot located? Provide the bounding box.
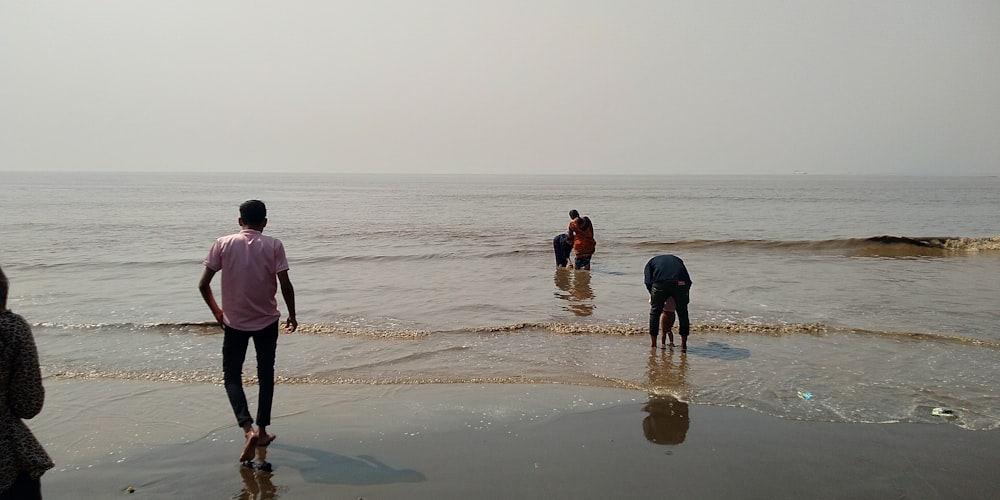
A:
[239,430,259,462]
[258,432,277,447]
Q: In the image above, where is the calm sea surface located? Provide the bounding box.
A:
[2,172,999,429]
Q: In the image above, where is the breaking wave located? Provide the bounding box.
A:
[36,320,1000,349]
[640,234,1000,257]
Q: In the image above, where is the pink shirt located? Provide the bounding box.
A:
[203,229,289,331]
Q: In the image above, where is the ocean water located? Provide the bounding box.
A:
[2,172,999,430]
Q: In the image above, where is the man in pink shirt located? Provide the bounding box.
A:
[199,200,297,463]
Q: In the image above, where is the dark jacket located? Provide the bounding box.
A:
[644,255,692,292]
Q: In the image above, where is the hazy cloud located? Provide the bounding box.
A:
[2,1,998,175]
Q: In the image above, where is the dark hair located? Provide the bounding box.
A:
[569,209,580,219]
[239,200,267,226]
[0,266,8,309]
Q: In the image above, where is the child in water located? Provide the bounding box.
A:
[654,297,677,349]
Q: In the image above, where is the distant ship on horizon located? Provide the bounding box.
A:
[792,170,808,175]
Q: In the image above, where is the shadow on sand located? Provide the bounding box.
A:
[685,341,750,361]
[265,443,425,486]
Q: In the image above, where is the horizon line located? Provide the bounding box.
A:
[1,170,996,177]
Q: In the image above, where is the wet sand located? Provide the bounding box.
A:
[31,379,1000,499]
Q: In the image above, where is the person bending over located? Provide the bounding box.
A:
[644,255,692,351]
[567,209,596,270]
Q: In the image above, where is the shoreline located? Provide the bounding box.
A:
[31,379,1000,499]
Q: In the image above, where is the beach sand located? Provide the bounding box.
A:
[31,379,1000,499]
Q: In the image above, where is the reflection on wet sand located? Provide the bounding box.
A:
[643,349,690,445]
[646,348,689,395]
[553,268,596,316]
[642,396,690,445]
[237,447,277,499]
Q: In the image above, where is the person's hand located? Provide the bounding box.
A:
[213,309,225,330]
[284,316,298,333]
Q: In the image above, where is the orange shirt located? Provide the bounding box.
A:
[568,217,596,257]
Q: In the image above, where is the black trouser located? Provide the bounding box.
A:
[223,321,279,428]
[649,281,690,338]
[0,471,41,500]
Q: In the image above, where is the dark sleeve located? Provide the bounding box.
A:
[678,259,692,285]
[644,260,653,292]
[10,316,45,419]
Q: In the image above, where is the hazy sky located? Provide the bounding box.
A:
[2,1,998,175]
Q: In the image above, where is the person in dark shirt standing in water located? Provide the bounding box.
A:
[199,200,298,463]
[553,232,573,268]
[644,255,692,351]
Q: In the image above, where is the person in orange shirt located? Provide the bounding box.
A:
[566,209,596,270]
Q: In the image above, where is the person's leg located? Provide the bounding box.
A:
[673,285,691,351]
[648,283,669,347]
[223,326,253,427]
[223,326,259,461]
[252,321,280,445]
[660,296,677,348]
[660,310,676,348]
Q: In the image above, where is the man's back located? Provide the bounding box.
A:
[204,229,288,331]
[644,254,691,289]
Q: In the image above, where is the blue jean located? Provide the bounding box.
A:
[223,321,279,427]
[649,281,690,338]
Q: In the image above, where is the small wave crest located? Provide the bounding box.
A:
[465,322,1000,349]
[46,369,583,387]
[294,324,430,339]
[934,235,1000,251]
[36,320,1000,349]
[34,321,432,339]
[465,322,827,336]
[35,321,221,334]
[640,234,1000,257]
